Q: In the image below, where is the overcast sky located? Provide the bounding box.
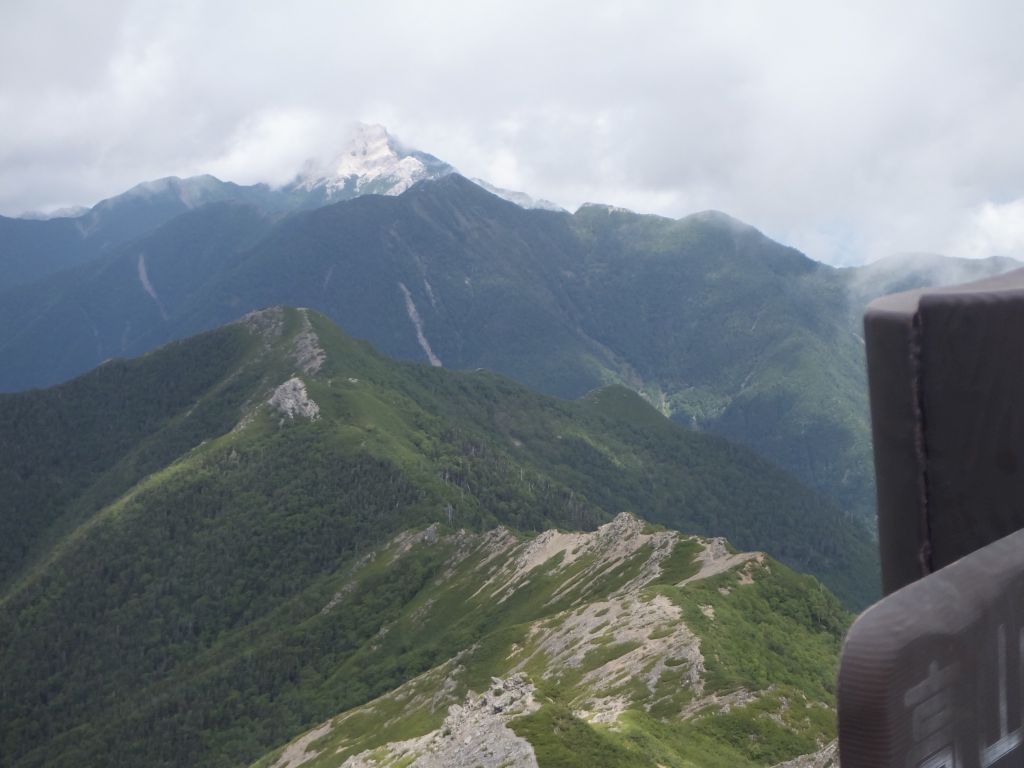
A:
[2,0,1022,265]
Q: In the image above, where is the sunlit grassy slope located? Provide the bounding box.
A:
[250,517,846,768]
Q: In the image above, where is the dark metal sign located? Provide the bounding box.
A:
[865,268,1024,595]
[839,526,1024,768]
[843,268,1024,765]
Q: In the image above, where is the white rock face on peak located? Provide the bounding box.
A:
[283,124,566,215]
[268,377,320,421]
[470,177,566,212]
[286,124,455,205]
[18,123,565,221]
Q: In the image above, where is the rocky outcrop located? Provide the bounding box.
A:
[257,518,838,768]
[269,377,320,420]
[342,676,538,768]
[293,309,326,374]
[269,722,332,768]
[237,306,285,339]
[772,740,839,768]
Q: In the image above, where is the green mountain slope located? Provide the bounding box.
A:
[0,175,285,290]
[5,174,1019,533]
[250,514,844,768]
[563,205,872,522]
[0,177,873,524]
[0,308,865,768]
[0,215,98,289]
[0,202,275,391]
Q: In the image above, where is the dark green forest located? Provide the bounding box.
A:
[0,307,869,767]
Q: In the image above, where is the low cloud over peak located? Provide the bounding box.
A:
[2,0,1023,265]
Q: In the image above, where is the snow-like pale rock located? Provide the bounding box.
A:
[261,519,826,768]
[512,592,704,724]
[342,675,539,768]
[476,512,677,606]
[771,741,838,768]
[136,253,168,321]
[470,178,565,212]
[270,722,333,768]
[292,123,453,201]
[678,536,765,587]
[269,377,320,420]
[288,123,562,214]
[293,309,326,374]
[577,201,635,215]
[236,306,285,339]
[399,282,442,367]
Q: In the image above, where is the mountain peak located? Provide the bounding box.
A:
[470,177,565,212]
[321,123,403,179]
[682,209,756,232]
[577,202,635,215]
[290,123,454,202]
[286,125,565,214]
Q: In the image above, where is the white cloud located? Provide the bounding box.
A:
[2,0,1024,263]
[203,110,333,187]
[951,199,1024,259]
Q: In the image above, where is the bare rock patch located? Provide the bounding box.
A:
[269,377,320,421]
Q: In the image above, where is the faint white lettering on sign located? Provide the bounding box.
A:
[980,625,1024,767]
[905,659,959,767]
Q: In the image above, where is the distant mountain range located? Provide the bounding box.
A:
[2,132,1017,532]
[0,307,855,767]
[1,123,533,289]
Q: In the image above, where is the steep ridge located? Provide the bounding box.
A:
[250,514,845,768]
[0,308,864,767]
